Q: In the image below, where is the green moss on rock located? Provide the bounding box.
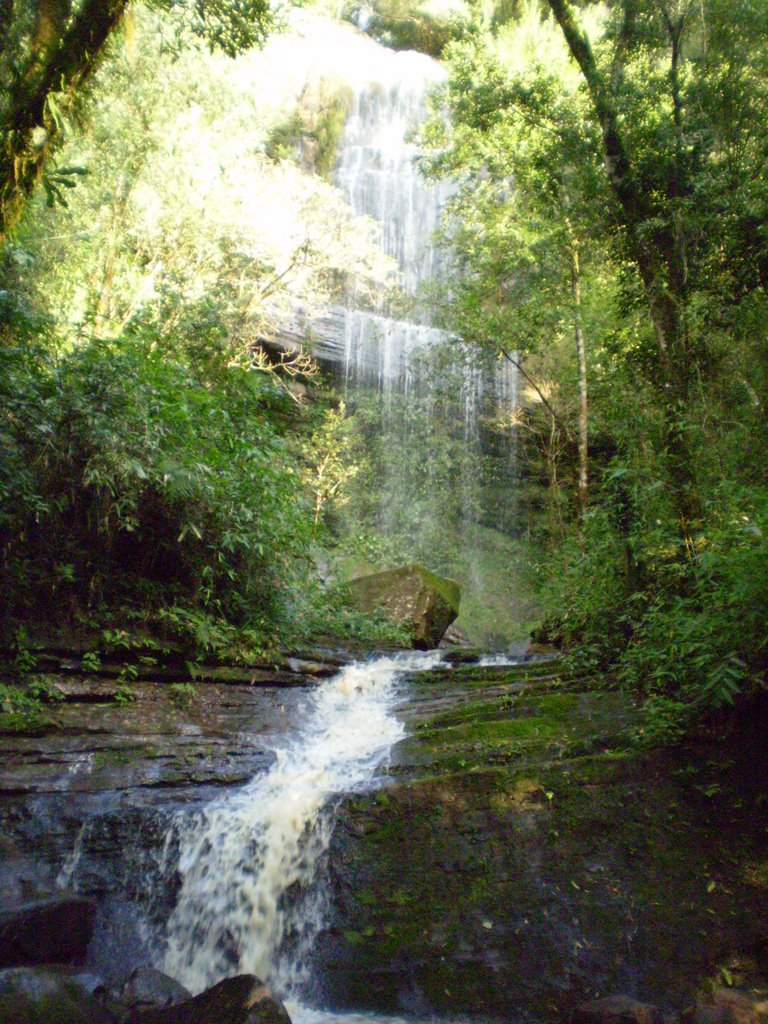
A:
[342,564,460,649]
[311,667,768,1019]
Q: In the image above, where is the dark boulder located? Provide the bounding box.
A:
[129,974,292,1024]
[441,648,480,664]
[120,969,191,1010]
[342,564,460,649]
[0,894,95,966]
[574,996,663,1024]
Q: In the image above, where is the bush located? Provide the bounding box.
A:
[540,473,768,723]
[0,322,313,645]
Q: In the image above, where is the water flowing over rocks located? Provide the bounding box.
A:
[160,652,435,995]
[2,654,768,1023]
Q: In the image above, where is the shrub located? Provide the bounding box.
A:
[0,322,312,644]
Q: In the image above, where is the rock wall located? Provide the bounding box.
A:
[308,664,768,1019]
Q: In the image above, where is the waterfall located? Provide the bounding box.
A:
[335,52,452,297]
[162,651,442,997]
[331,51,455,391]
[330,49,518,564]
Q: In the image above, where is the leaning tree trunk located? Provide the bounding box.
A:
[0,0,128,242]
[565,227,588,517]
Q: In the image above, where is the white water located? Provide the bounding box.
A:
[333,47,459,394]
[162,650,443,998]
[336,51,451,296]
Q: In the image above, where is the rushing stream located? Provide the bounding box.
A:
[161,651,443,1006]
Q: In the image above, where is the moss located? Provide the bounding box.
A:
[411,565,460,613]
[402,688,635,780]
[324,734,768,1015]
[92,747,132,769]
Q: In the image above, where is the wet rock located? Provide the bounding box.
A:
[67,971,111,999]
[524,641,560,659]
[0,966,120,1023]
[440,623,472,647]
[0,894,95,966]
[573,996,663,1024]
[120,969,191,1010]
[441,649,481,665]
[285,657,339,678]
[687,989,768,1024]
[129,974,292,1024]
[342,564,460,649]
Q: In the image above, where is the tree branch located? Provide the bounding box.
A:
[0,0,129,240]
[498,347,573,441]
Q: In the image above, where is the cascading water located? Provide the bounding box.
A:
[329,45,519,593]
[161,651,443,999]
[332,51,455,391]
[335,52,451,298]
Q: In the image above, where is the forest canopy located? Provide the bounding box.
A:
[418,0,768,725]
[0,0,767,730]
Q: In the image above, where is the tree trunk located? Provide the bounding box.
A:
[568,232,588,516]
[546,0,701,524]
[0,0,129,242]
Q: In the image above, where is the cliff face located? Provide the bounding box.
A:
[310,662,768,1019]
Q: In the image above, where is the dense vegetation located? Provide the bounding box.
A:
[0,0,402,658]
[420,0,768,728]
[0,0,766,734]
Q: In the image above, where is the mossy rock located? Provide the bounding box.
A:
[341,564,460,649]
[0,968,116,1023]
[311,669,768,1019]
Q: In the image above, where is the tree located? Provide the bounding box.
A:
[420,16,609,515]
[301,402,361,537]
[0,0,275,242]
[544,0,768,526]
[9,9,395,351]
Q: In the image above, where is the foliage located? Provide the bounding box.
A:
[0,0,284,241]
[301,401,362,535]
[0,316,313,644]
[340,0,470,57]
[287,577,415,648]
[11,10,394,349]
[419,0,768,720]
[538,477,768,721]
[266,77,354,179]
[0,666,62,733]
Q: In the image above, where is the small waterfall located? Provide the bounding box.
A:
[162,651,442,997]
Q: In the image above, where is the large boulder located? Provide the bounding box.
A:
[0,894,95,967]
[129,975,292,1024]
[120,969,191,1011]
[342,564,460,649]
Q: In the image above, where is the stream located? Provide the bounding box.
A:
[159,651,446,1017]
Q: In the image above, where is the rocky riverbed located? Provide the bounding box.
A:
[1,653,768,1024]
